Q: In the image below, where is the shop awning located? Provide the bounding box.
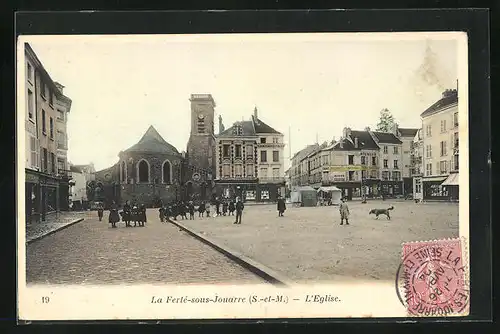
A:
[422,176,448,182]
[441,173,459,186]
[317,186,342,193]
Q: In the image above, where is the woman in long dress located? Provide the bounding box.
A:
[108,201,120,228]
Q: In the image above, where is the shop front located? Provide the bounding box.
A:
[25,169,61,224]
[215,179,284,202]
[380,180,404,198]
[329,181,361,200]
[441,172,459,202]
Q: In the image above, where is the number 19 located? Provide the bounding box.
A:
[41,296,50,303]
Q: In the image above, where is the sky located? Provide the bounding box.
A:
[21,33,462,171]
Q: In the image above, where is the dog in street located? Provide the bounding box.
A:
[369,206,394,220]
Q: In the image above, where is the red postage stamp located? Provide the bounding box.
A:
[398,238,469,317]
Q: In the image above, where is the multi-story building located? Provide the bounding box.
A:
[215,107,285,202]
[397,127,420,194]
[370,127,405,196]
[289,144,319,187]
[421,89,459,201]
[321,128,381,199]
[411,128,424,200]
[23,43,72,224]
[69,163,96,210]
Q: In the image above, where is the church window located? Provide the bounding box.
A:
[137,159,150,183]
[197,117,205,133]
[162,160,172,184]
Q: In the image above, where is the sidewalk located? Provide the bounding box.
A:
[26,211,87,244]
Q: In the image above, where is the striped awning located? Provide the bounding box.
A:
[442,173,459,186]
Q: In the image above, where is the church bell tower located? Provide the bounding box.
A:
[185,94,217,200]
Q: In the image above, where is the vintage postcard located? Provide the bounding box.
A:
[17,32,469,321]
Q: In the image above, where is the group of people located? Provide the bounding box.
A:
[98,194,292,228]
[158,197,245,224]
[104,200,147,228]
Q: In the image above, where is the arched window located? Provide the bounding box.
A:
[162,160,172,184]
[137,159,150,183]
[120,161,127,183]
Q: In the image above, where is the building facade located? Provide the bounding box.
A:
[24,43,72,224]
[421,89,459,201]
[69,163,96,210]
[95,126,183,207]
[53,82,72,210]
[397,127,420,195]
[411,128,424,201]
[214,108,285,202]
[289,144,319,187]
[321,128,381,199]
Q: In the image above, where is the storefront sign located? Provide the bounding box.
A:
[25,172,39,183]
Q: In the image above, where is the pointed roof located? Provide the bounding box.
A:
[124,126,180,155]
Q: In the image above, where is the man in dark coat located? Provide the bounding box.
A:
[215,197,221,217]
[228,200,235,216]
[234,197,244,225]
[138,204,147,227]
[277,196,286,217]
[97,203,104,221]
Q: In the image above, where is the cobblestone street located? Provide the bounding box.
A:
[182,200,460,283]
[26,210,264,285]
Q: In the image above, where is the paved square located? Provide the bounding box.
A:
[181,200,460,283]
[26,210,265,285]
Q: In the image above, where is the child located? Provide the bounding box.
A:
[97,203,104,221]
[198,202,205,217]
[339,197,350,225]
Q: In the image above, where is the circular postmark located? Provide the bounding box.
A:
[395,239,469,317]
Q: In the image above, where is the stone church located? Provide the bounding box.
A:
[94,94,217,207]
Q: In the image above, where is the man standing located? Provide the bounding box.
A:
[339,197,350,225]
[234,197,244,224]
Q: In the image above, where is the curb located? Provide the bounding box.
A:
[27,218,85,244]
[167,218,294,287]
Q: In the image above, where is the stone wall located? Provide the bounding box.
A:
[120,183,178,207]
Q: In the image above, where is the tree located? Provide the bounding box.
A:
[376,108,397,132]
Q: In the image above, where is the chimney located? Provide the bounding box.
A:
[354,137,359,148]
[342,127,351,139]
[364,126,370,132]
[254,106,258,120]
